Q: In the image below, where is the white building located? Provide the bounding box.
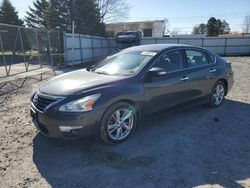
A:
[105,20,166,38]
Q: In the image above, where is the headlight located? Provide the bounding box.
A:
[59,94,101,112]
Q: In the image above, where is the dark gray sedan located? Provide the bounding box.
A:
[30,44,234,144]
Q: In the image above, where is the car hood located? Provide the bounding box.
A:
[39,69,124,96]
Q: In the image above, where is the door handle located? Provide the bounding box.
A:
[210,68,216,73]
[180,76,189,81]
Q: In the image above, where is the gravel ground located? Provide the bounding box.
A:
[0,57,249,188]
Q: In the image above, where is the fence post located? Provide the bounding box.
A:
[100,38,103,59]
[35,29,42,68]
[107,38,111,55]
[78,34,83,63]
[224,38,228,56]
[47,31,53,66]
[91,36,94,62]
[63,32,68,65]
[57,31,62,65]
[8,28,19,76]
[201,38,204,47]
[17,28,28,71]
[0,33,8,76]
[249,38,250,56]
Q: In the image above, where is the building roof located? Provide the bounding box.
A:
[106,20,165,26]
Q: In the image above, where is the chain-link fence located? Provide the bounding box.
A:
[0,23,63,78]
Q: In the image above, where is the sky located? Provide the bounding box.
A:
[8,0,250,33]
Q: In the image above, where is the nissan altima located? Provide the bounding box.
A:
[30,44,234,144]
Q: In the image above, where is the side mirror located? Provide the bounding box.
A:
[148,67,167,77]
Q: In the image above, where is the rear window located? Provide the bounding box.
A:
[186,50,209,68]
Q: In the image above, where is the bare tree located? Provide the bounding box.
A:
[97,0,130,23]
[170,28,181,36]
[242,15,250,33]
[163,19,170,35]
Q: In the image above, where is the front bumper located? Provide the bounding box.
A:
[30,103,103,139]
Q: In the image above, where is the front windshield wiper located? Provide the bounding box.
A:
[93,71,111,76]
[86,66,96,72]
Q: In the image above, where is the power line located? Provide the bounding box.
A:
[118,12,249,33]
[130,16,246,24]
[129,12,250,22]
[167,17,245,24]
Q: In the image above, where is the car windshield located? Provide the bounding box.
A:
[91,51,156,76]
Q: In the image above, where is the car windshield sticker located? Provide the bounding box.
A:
[141,51,157,56]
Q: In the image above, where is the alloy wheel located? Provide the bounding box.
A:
[107,108,134,141]
[212,83,225,105]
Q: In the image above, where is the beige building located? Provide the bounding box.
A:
[105,20,166,38]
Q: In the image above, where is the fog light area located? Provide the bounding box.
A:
[59,126,84,132]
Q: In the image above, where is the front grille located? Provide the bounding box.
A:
[35,94,59,112]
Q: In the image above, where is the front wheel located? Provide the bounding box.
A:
[99,102,138,144]
[209,81,226,108]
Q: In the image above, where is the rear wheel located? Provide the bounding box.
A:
[99,102,138,144]
[209,81,226,108]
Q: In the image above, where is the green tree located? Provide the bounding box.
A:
[207,17,218,36]
[0,0,30,52]
[46,0,71,31]
[26,0,105,35]
[72,0,105,36]
[0,0,23,25]
[207,17,230,36]
[193,23,207,35]
[25,0,49,29]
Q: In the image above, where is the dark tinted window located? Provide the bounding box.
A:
[154,50,183,72]
[186,50,209,67]
[143,29,152,37]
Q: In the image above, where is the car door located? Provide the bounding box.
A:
[184,48,218,100]
[143,49,192,115]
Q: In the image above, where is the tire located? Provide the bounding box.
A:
[99,102,138,144]
[208,81,226,108]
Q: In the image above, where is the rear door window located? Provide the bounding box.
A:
[186,50,209,68]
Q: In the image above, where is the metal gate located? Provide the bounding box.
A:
[0,23,63,78]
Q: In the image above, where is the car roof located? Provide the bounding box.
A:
[119,30,139,33]
[120,44,193,53]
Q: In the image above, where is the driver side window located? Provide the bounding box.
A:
[154,50,184,72]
